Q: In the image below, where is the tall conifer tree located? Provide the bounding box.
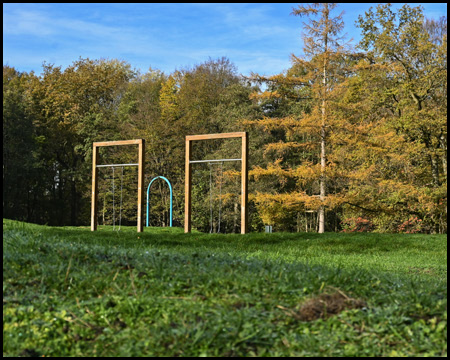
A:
[292,3,346,232]
[243,3,349,232]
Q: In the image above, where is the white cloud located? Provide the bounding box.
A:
[4,9,55,36]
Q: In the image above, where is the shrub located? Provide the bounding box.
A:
[398,217,424,234]
[341,217,375,233]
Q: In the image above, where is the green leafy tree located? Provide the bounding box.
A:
[353,4,447,233]
[26,58,135,225]
[357,4,446,188]
[329,4,447,233]
[3,66,40,222]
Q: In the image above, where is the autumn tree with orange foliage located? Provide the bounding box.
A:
[243,3,352,232]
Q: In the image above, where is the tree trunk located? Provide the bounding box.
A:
[440,133,447,178]
[319,120,326,233]
[318,15,328,234]
[430,155,440,187]
[71,179,77,226]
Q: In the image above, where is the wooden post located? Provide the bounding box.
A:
[241,132,248,234]
[185,139,192,233]
[91,145,99,231]
[137,139,145,232]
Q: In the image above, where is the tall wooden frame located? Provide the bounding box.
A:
[91,139,145,232]
[185,132,248,234]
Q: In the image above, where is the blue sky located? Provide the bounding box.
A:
[3,3,447,77]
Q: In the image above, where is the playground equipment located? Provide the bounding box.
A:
[91,132,248,234]
[91,139,145,232]
[146,176,173,227]
[185,132,248,234]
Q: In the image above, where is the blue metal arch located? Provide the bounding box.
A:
[146,176,173,227]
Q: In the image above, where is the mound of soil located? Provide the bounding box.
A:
[298,291,366,321]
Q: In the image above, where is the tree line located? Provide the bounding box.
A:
[3,3,447,233]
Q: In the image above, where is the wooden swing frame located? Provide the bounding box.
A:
[91,139,145,232]
[185,132,248,234]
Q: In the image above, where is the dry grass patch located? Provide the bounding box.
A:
[278,288,366,322]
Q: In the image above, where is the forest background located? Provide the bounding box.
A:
[3,3,447,234]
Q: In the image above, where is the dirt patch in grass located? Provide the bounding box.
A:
[298,290,366,321]
[19,349,40,357]
[278,288,366,322]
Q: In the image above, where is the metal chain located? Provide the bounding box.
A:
[218,162,223,233]
[111,166,115,230]
[209,163,213,233]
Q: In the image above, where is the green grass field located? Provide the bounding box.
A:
[3,219,447,357]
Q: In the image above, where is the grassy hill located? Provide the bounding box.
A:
[3,219,447,357]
